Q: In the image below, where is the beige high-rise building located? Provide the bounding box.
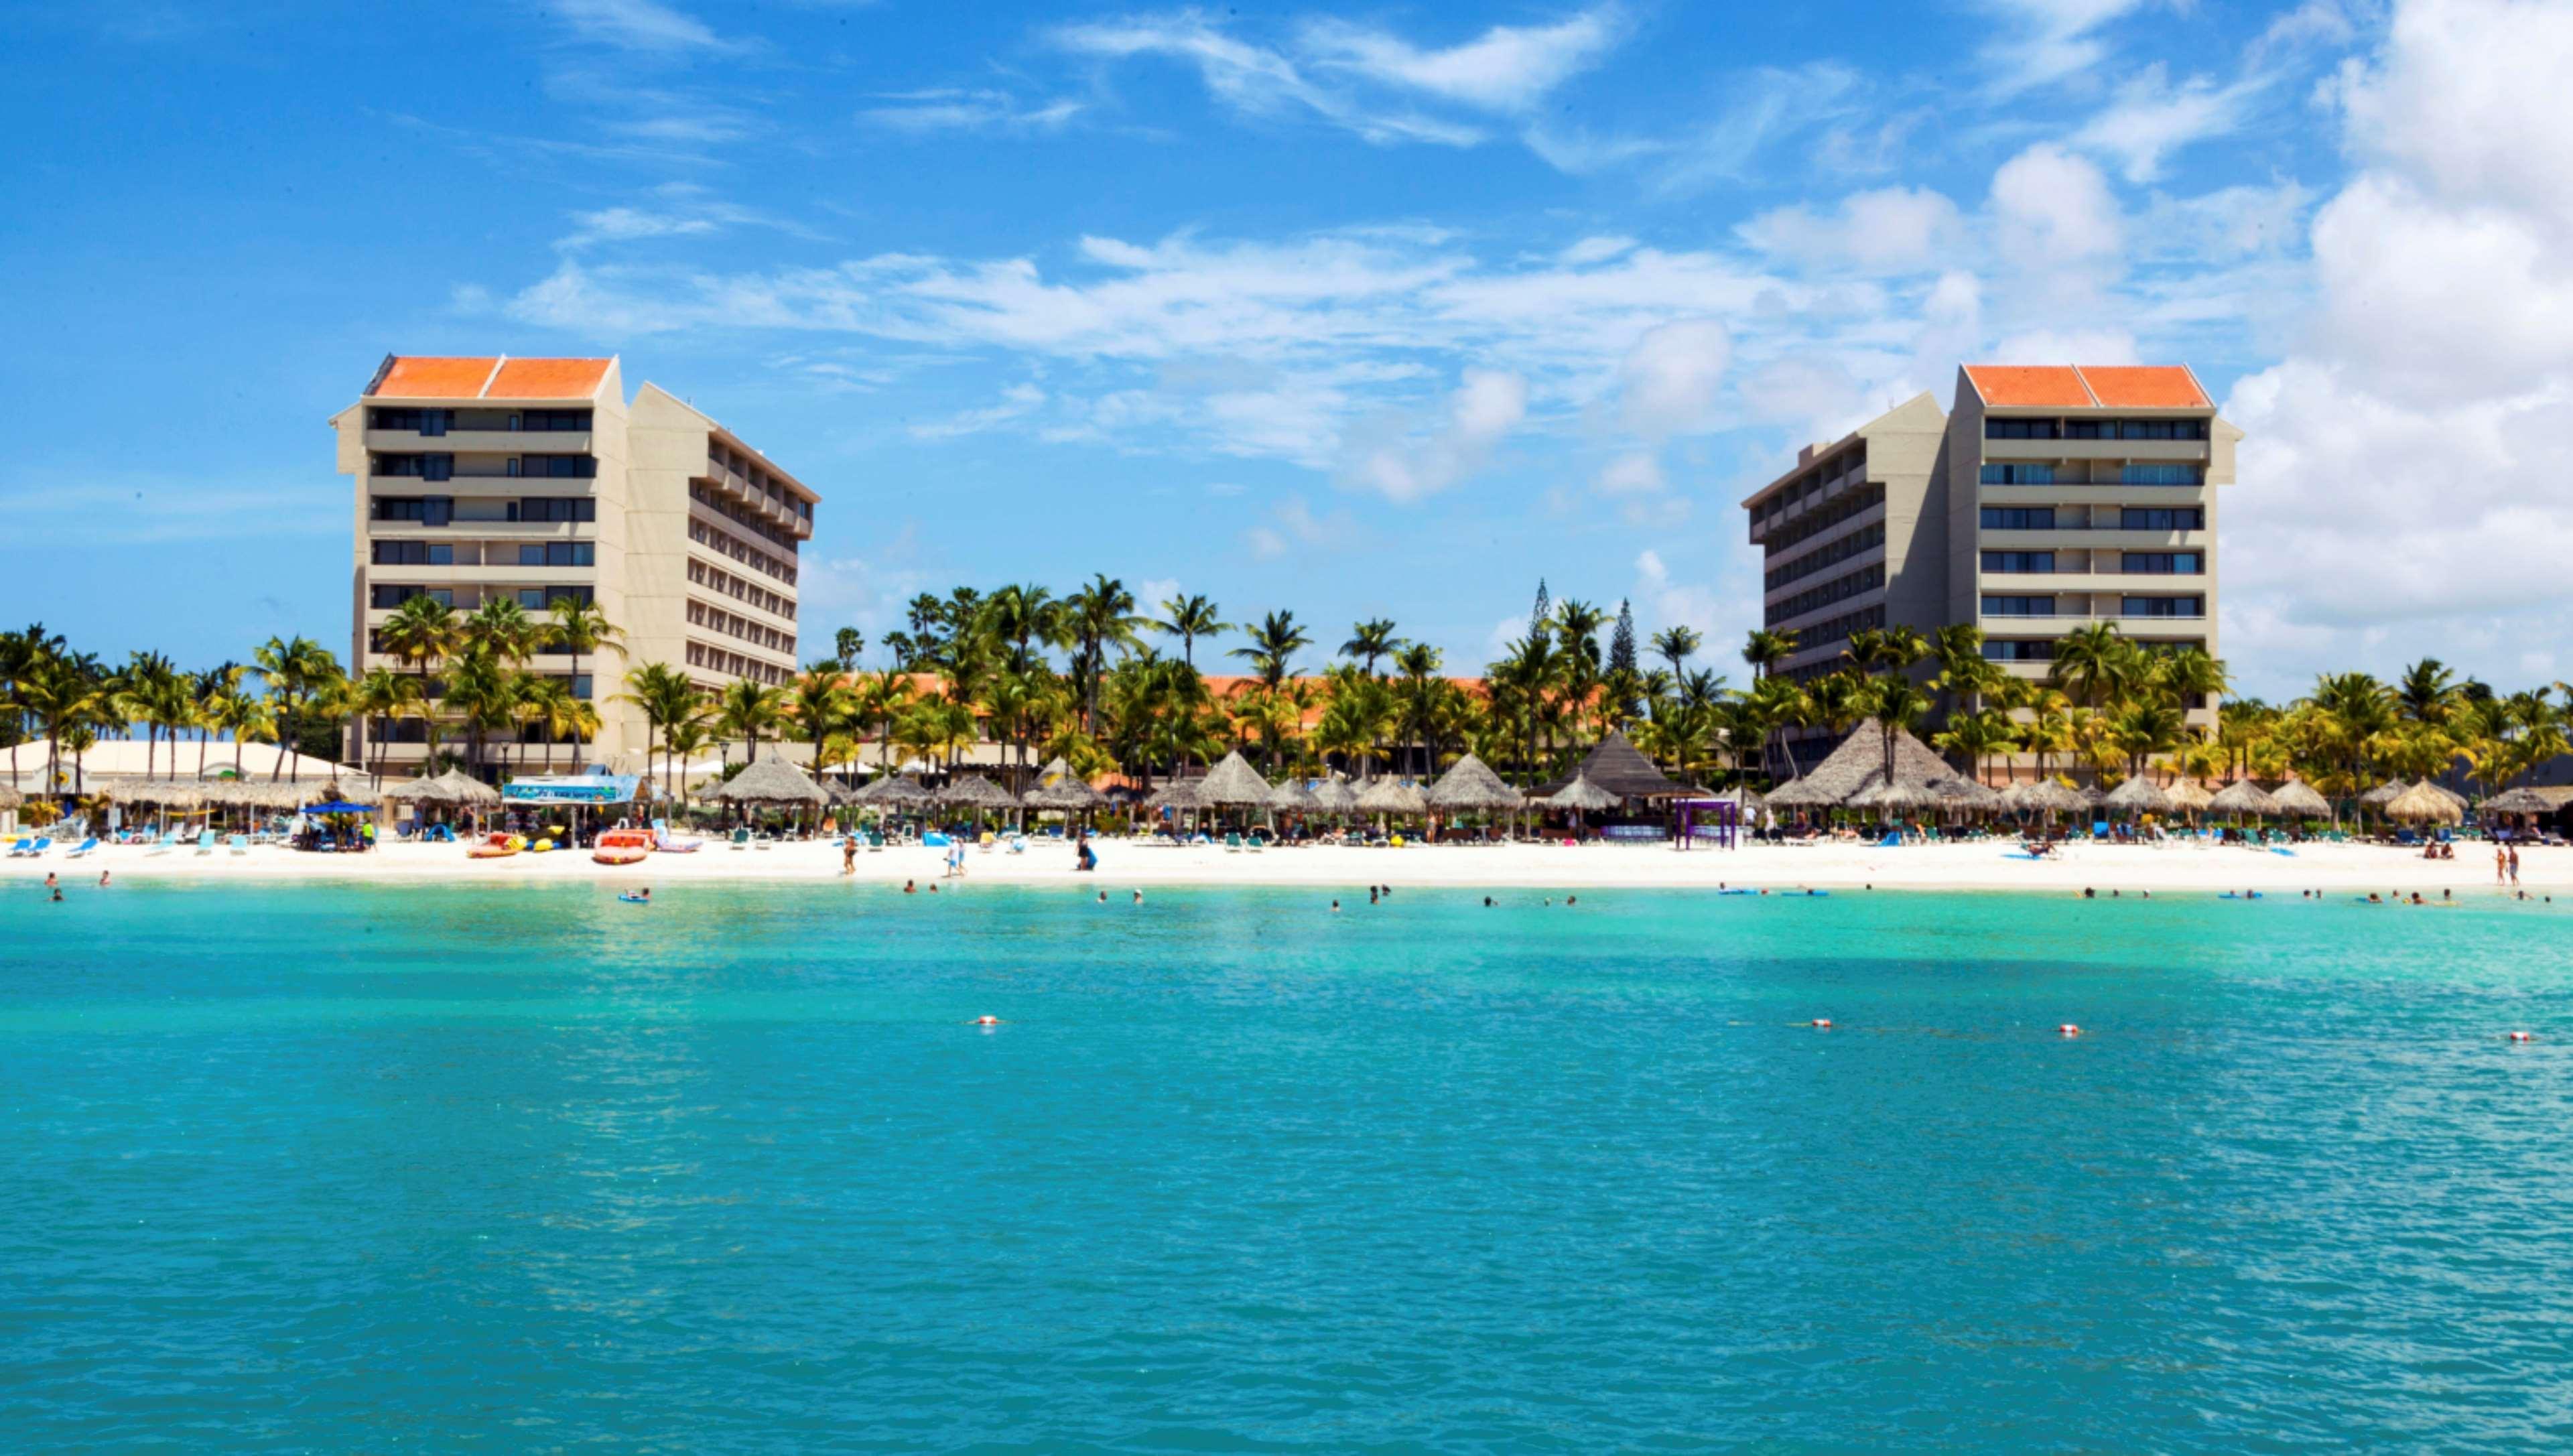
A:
[331,355,819,777]
[1741,363,2238,769]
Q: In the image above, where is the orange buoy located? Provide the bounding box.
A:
[976,1015,1000,1026]
[1810,1018,1832,1029]
[2509,1030,2533,1043]
[2058,1023,2081,1037]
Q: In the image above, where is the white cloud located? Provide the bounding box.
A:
[909,383,1047,440]
[861,89,1084,134]
[1618,319,1731,438]
[2072,66,2260,182]
[1593,451,1664,497]
[2219,0,2573,693]
[1737,186,1963,272]
[551,0,742,54]
[1634,549,1725,641]
[1299,6,1625,112]
[1245,494,1358,557]
[1343,369,1527,502]
[1989,143,2123,267]
[1053,12,1483,147]
[1973,0,2156,89]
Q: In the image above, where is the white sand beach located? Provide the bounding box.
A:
[27,834,2564,897]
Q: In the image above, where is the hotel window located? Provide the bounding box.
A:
[507,454,597,479]
[1982,640,2056,661]
[516,586,596,610]
[368,407,453,434]
[511,497,596,523]
[2119,464,2203,485]
[1979,463,2055,485]
[517,542,596,568]
[2122,596,2204,618]
[371,496,454,527]
[373,452,454,480]
[1981,551,2056,574]
[2122,552,2203,574]
[2120,507,2204,530]
[1984,418,2060,440]
[516,409,593,432]
[371,541,454,566]
[369,584,454,610]
[1981,595,2056,617]
[1980,507,2056,530]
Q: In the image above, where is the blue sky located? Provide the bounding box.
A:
[7,0,2571,700]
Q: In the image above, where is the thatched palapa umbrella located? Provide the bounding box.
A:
[1544,773,1620,813]
[1356,777,1427,819]
[2269,779,2331,819]
[2384,781,2463,825]
[1266,777,1321,813]
[2102,777,2170,815]
[1309,776,1359,817]
[2483,787,2556,815]
[935,775,1017,811]
[1851,779,1944,814]
[846,773,928,809]
[713,758,830,821]
[2165,779,2214,814]
[1022,775,1102,813]
[2357,779,2408,810]
[0,782,21,811]
[2208,779,2281,819]
[1427,753,1524,813]
[1195,751,1276,811]
[1145,777,1203,811]
[2005,779,2090,817]
[1929,776,2002,812]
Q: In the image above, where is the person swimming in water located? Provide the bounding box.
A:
[903,879,917,895]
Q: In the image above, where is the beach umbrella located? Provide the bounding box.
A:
[2269,779,2331,819]
[1851,779,1943,812]
[1309,776,1360,816]
[2483,787,2556,815]
[1033,756,1075,787]
[2208,779,2282,817]
[1355,777,1427,815]
[1266,777,1321,813]
[1021,776,1103,812]
[1543,773,1620,812]
[846,774,929,807]
[0,783,19,811]
[305,780,381,809]
[2384,782,2464,825]
[711,757,829,806]
[934,774,1018,811]
[2357,779,2408,809]
[2009,780,2090,816]
[1764,775,1838,809]
[1427,753,1526,812]
[2417,779,2468,810]
[2102,777,2169,815]
[1194,751,1275,809]
[2165,779,2214,813]
[1928,777,2003,812]
[1144,778,1204,811]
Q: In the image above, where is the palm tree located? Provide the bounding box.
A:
[1230,610,1313,696]
[2395,657,2461,724]
[2049,622,2129,709]
[547,598,624,767]
[202,667,269,778]
[715,679,788,763]
[850,669,917,775]
[1154,594,1230,669]
[1741,628,1796,681]
[19,651,105,793]
[1552,600,1610,742]
[1651,625,1702,678]
[1065,574,1146,734]
[350,668,423,779]
[0,624,67,788]
[985,583,1065,675]
[787,667,856,780]
[254,635,342,780]
[442,651,517,780]
[614,664,704,801]
[375,595,458,769]
[1341,618,1402,678]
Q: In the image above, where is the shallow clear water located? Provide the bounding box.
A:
[5,881,2572,1451]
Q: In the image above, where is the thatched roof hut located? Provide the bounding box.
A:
[2003,779,2090,815]
[1034,756,1074,786]
[0,782,19,810]
[2358,779,2408,808]
[90,777,206,809]
[1427,753,1524,811]
[2419,779,2468,809]
[1266,778,1321,812]
[1542,730,1689,800]
[1310,777,1359,815]
[2385,782,2464,824]
[1930,777,2003,811]
[1544,773,1620,811]
[2269,779,2332,818]
[1195,751,1276,808]
[2102,777,2170,814]
[2166,779,2214,812]
[1144,778,1203,811]
[1851,779,1945,811]
[1356,778,1427,815]
[712,757,829,805]
[1021,777,1102,812]
[2208,779,2281,817]
[388,769,502,807]
[935,774,1018,810]
[2482,787,2558,815]
[845,773,928,807]
[1760,719,1954,807]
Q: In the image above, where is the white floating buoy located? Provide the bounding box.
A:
[2509,1030,2533,1043]
[2058,1023,2082,1037]
[976,1015,1000,1026]
[1810,1018,1833,1029]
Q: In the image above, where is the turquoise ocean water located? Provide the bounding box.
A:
[5,881,2572,1451]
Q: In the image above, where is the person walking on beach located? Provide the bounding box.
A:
[2497,844,2508,885]
[842,838,857,876]
[2508,844,2521,886]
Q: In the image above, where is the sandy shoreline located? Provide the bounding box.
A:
[21,835,2562,897]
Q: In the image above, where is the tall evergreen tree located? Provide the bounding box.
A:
[1607,600,1638,678]
[1529,580,1551,641]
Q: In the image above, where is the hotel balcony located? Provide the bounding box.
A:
[365,429,592,454]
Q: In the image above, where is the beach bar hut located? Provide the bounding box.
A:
[712,757,830,834]
[1195,752,1278,836]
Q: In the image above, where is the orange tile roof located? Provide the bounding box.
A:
[1963,365,2095,408]
[486,356,614,399]
[2075,365,2209,409]
[373,356,501,398]
[367,354,613,400]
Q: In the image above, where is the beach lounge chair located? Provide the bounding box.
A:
[67,836,99,858]
[227,834,249,856]
[728,828,751,851]
[145,830,178,855]
[1876,830,1902,848]
[1224,833,1244,852]
[192,830,216,855]
[8,836,47,858]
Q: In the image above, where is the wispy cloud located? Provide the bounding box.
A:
[551,0,748,55]
[861,88,1085,134]
[1298,5,1625,112]
[909,383,1049,439]
[1971,0,2157,90]
[1054,10,1486,146]
[2071,66,2263,182]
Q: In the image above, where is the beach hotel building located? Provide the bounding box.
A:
[332,356,818,777]
[1741,364,2238,772]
